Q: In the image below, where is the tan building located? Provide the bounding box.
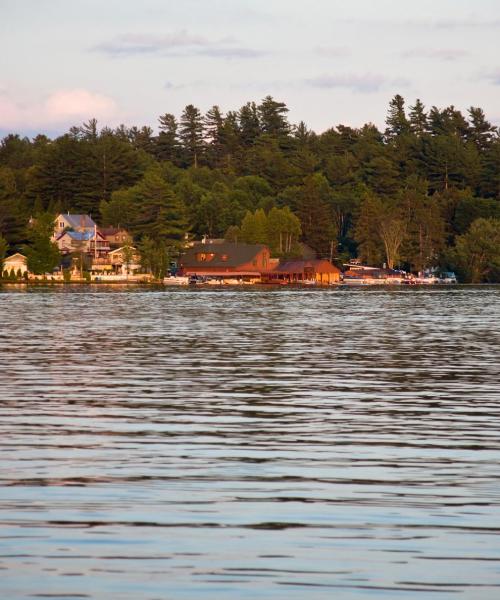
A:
[99,227,133,249]
[3,253,28,275]
[108,246,141,274]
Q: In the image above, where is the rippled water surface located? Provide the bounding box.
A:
[1,286,500,599]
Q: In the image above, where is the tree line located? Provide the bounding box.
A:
[0,94,499,282]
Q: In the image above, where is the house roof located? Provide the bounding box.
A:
[57,231,94,241]
[100,227,129,236]
[58,214,96,229]
[273,259,341,274]
[108,246,137,255]
[56,230,105,242]
[4,253,27,262]
[180,242,267,268]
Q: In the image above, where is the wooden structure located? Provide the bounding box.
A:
[179,242,270,280]
[99,227,132,249]
[264,259,341,285]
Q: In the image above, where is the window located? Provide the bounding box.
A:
[196,252,214,262]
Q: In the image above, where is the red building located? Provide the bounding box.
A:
[179,242,270,279]
[263,259,342,285]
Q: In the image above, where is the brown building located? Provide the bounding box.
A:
[99,227,133,249]
[179,242,270,279]
[265,259,341,285]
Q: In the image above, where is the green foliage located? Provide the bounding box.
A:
[0,233,7,271]
[139,236,169,280]
[24,212,61,275]
[240,209,268,244]
[1,95,500,271]
[451,218,500,283]
[63,269,72,283]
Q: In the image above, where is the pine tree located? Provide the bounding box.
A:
[204,105,225,167]
[258,96,290,138]
[239,102,260,146]
[409,99,428,136]
[385,94,410,138]
[24,212,61,275]
[179,104,204,168]
[157,113,179,162]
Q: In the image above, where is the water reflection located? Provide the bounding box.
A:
[0,287,499,599]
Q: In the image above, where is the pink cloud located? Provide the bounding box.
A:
[45,89,117,120]
[0,88,121,131]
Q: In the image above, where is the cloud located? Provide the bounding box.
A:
[315,46,350,58]
[339,17,500,30]
[305,74,407,93]
[93,31,264,60]
[481,69,500,86]
[0,88,122,131]
[401,48,468,61]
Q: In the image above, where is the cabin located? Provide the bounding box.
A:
[53,213,97,239]
[99,227,132,249]
[179,242,270,279]
[3,253,28,275]
[55,230,110,257]
[265,259,341,285]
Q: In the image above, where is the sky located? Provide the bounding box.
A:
[1,0,500,138]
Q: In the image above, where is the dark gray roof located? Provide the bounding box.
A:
[180,242,266,268]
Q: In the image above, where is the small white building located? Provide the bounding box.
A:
[3,253,28,275]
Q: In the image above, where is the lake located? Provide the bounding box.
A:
[1,286,499,599]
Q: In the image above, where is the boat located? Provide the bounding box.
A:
[163,275,189,285]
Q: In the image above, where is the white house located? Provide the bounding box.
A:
[3,253,28,275]
[52,213,97,239]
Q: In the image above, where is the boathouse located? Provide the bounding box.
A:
[265,259,341,285]
[179,242,270,279]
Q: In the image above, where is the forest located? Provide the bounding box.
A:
[0,94,499,282]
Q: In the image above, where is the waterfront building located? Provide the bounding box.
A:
[3,253,28,275]
[179,242,270,280]
[54,230,110,257]
[99,227,133,249]
[264,259,341,284]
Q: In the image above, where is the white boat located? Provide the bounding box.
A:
[163,276,189,285]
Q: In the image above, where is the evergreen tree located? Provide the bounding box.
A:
[258,96,290,138]
[409,99,428,136]
[239,101,260,146]
[157,113,179,162]
[0,233,8,273]
[24,212,61,275]
[133,169,187,245]
[295,174,336,256]
[452,218,500,282]
[385,94,410,138]
[468,107,496,151]
[354,193,385,266]
[204,105,225,168]
[179,104,204,168]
